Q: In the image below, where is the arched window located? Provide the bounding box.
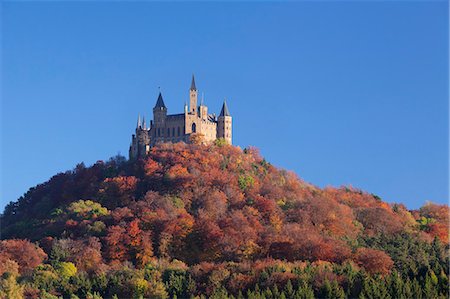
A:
[177,127,180,136]
[172,127,175,136]
[167,128,170,136]
[192,123,196,133]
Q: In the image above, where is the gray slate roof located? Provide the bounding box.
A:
[219,100,231,117]
[190,75,197,91]
[154,92,166,109]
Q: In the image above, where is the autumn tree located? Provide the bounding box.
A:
[354,248,394,276]
[0,240,47,275]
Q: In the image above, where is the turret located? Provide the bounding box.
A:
[153,92,167,127]
[137,114,142,129]
[142,116,147,130]
[199,92,208,120]
[217,100,232,144]
[189,75,198,115]
[130,113,150,160]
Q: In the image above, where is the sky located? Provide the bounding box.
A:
[1,1,448,211]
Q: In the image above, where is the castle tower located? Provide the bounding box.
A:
[217,100,232,144]
[189,75,198,115]
[129,114,150,159]
[153,92,167,128]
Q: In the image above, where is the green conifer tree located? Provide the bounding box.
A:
[330,280,345,299]
[411,278,423,299]
[423,270,438,299]
[272,285,280,298]
[285,280,294,298]
[388,271,405,299]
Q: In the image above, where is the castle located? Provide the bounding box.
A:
[129,75,232,159]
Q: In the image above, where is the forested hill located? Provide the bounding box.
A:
[1,141,448,299]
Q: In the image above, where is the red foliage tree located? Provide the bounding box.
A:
[0,239,47,274]
[354,247,394,276]
[104,220,153,267]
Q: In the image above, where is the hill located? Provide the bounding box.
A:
[1,142,448,298]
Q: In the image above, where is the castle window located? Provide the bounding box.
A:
[177,127,180,136]
[172,127,175,136]
[167,128,170,136]
[157,128,160,137]
[192,123,196,133]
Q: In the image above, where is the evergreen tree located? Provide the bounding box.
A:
[330,280,345,299]
[403,277,413,299]
[411,278,423,299]
[423,270,438,299]
[296,281,315,299]
[210,286,229,299]
[438,270,449,297]
[272,284,280,298]
[285,280,294,298]
[321,280,333,299]
[388,271,405,299]
[264,287,273,299]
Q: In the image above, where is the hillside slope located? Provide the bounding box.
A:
[1,142,448,298]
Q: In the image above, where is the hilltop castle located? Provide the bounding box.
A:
[129,75,232,159]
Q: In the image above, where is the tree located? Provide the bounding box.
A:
[354,248,393,276]
[57,262,77,280]
[67,200,109,220]
[189,133,205,145]
[0,239,47,274]
[0,272,24,299]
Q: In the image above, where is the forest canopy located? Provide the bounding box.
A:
[1,142,448,298]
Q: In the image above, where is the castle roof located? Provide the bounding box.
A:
[137,114,141,128]
[154,92,166,109]
[142,116,147,129]
[190,75,197,91]
[219,100,231,117]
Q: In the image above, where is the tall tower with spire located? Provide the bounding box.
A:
[189,75,198,115]
[129,75,233,159]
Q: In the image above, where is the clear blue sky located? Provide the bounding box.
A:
[1,1,448,211]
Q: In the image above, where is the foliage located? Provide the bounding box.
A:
[0,272,24,299]
[67,200,109,220]
[0,142,448,298]
[57,262,78,280]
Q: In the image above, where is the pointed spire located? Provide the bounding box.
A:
[219,100,231,117]
[201,92,204,105]
[154,91,166,109]
[137,114,141,128]
[190,74,197,91]
[142,116,147,129]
